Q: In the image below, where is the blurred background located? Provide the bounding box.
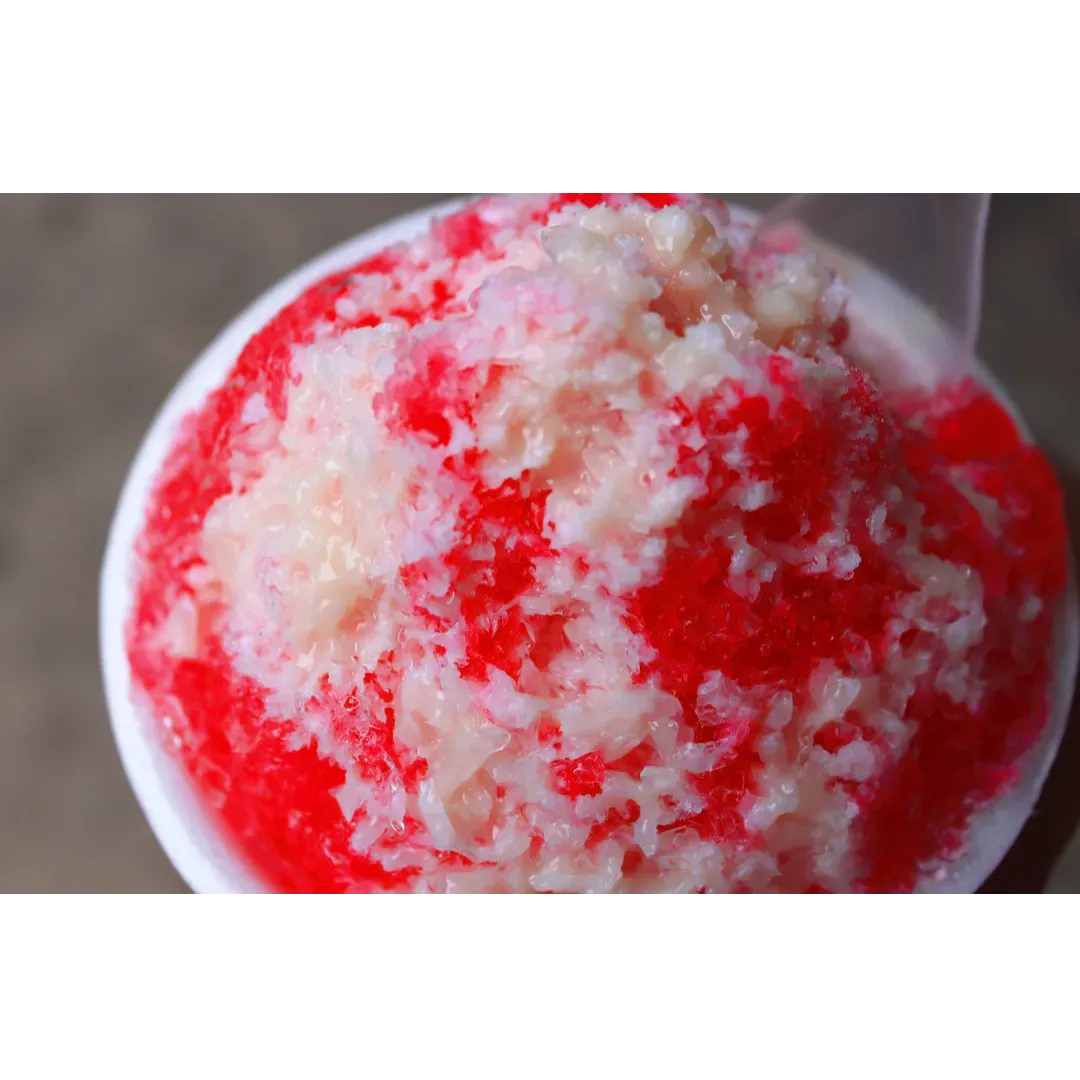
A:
[1,194,1078,893]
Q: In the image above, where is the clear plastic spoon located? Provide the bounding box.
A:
[751,194,992,382]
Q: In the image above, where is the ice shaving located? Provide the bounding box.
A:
[126,194,1069,892]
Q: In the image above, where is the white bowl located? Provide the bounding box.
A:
[100,198,1078,894]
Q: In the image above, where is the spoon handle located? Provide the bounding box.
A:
[936,193,991,369]
[753,194,992,378]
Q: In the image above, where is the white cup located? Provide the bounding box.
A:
[100,198,1078,893]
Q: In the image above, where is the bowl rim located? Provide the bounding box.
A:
[99,196,1079,894]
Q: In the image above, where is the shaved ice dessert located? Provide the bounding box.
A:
[125,194,1070,893]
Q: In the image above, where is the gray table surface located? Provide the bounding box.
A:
[2,194,1077,893]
